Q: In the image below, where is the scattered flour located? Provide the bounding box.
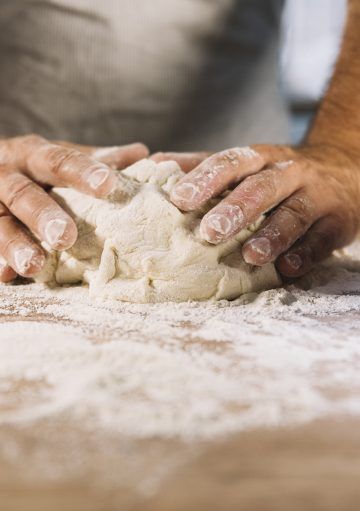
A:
[1,244,360,440]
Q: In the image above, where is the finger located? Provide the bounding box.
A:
[242,191,319,266]
[199,160,299,243]
[170,145,293,211]
[92,143,149,169]
[55,141,149,170]
[170,147,264,211]
[6,135,117,198]
[0,256,17,283]
[276,215,348,277]
[0,169,77,250]
[150,152,210,173]
[0,206,45,277]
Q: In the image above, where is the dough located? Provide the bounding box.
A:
[37,159,281,303]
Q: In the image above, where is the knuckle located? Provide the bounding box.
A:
[258,143,293,163]
[221,148,240,161]
[24,134,46,144]
[235,172,277,214]
[219,147,253,166]
[244,171,277,197]
[47,147,83,176]
[19,134,47,147]
[6,178,36,210]
[281,195,314,230]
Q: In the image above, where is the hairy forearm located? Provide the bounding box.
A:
[306,0,360,157]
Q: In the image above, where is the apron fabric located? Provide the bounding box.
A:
[0,0,288,151]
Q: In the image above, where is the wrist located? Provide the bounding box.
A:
[300,136,360,168]
[297,141,360,219]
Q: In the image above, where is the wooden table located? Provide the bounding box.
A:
[0,281,359,511]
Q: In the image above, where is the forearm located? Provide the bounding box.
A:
[306,0,360,158]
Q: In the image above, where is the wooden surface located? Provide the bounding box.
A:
[1,419,360,511]
[0,283,360,511]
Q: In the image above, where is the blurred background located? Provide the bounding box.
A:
[281,0,347,143]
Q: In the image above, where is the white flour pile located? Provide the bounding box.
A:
[1,244,360,441]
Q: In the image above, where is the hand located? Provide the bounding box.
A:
[170,144,360,277]
[0,134,148,282]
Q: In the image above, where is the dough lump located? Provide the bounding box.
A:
[37,159,281,303]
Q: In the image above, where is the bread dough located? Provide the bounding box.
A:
[37,159,281,302]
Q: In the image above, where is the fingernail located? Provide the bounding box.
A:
[284,253,302,270]
[274,160,294,170]
[45,218,67,248]
[93,147,121,160]
[0,256,6,270]
[200,214,233,243]
[14,248,45,275]
[87,167,110,190]
[200,205,244,243]
[171,182,200,204]
[244,237,272,262]
[232,146,259,160]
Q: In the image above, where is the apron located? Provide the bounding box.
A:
[0,0,288,151]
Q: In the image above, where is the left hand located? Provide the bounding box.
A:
[0,137,148,283]
[169,144,360,277]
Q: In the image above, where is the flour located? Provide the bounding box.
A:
[1,244,360,440]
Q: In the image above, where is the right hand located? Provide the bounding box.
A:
[0,134,148,282]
